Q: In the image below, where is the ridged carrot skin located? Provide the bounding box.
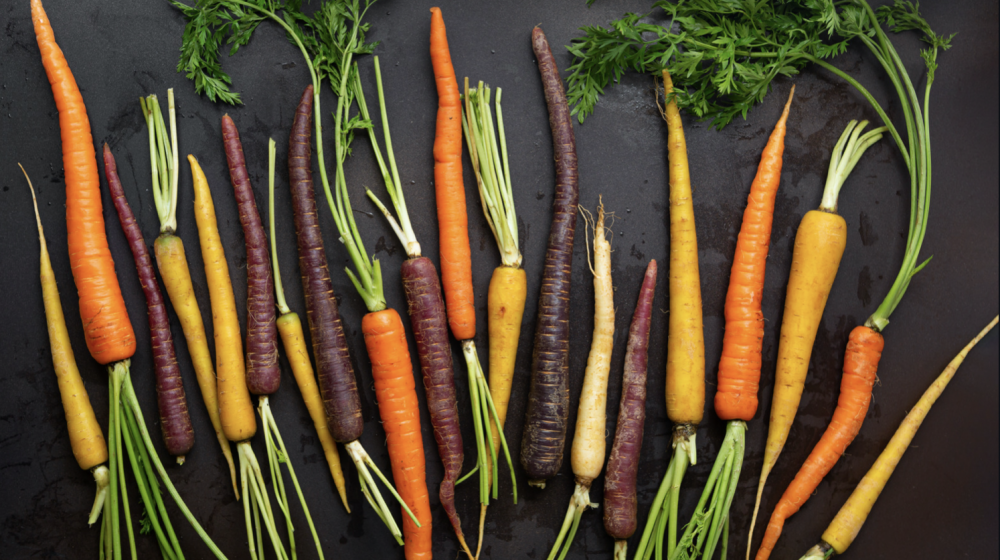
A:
[429,7,475,340]
[400,256,463,540]
[755,326,883,560]
[104,145,194,457]
[362,309,432,560]
[222,115,280,396]
[32,0,135,365]
[190,155,256,442]
[715,88,795,422]
[487,266,527,451]
[603,260,657,541]
[30,170,108,471]
[521,26,580,485]
[662,70,705,427]
[287,86,364,443]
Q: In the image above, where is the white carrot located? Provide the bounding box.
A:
[546,200,615,560]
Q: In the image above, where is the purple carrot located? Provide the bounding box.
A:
[287,86,363,443]
[604,260,657,555]
[103,144,194,458]
[221,115,280,396]
[521,26,580,487]
[400,256,464,539]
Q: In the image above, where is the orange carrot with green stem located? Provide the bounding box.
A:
[671,86,795,560]
[431,8,516,555]
[31,2,223,558]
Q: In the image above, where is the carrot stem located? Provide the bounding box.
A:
[267,139,290,316]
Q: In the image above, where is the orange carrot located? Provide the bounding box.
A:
[363,309,433,560]
[430,6,475,340]
[32,0,135,365]
[672,87,795,560]
[754,326,884,560]
[716,86,795,422]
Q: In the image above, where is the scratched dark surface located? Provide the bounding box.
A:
[1,1,997,559]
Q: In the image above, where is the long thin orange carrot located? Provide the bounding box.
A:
[363,309,433,560]
[754,326,883,560]
[430,6,475,340]
[716,86,796,422]
[32,0,135,365]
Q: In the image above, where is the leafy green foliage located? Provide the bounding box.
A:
[171,0,377,105]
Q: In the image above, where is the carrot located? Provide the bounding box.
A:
[33,3,222,557]
[23,165,110,531]
[430,6,474,340]
[460,80,526,503]
[632,69,707,560]
[104,145,195,461]
[521,26,580,489]
[670,86,795,560]
[603,259,657,560]
[285,85,349,512]
[142,90,237,493]
[748,120,886,554]
[799,316,998,560]
[430,10,518,553]
[547,203,615,560]
[356,57,473,557]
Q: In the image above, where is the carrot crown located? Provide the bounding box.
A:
[140,90,179,234]
[819,120,886,213]
[462,79,522,268]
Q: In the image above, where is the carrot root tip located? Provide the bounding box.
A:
[799,542,833,560]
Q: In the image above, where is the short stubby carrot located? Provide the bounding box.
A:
[363,309,433,560]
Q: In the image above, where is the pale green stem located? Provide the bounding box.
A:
[267,138,289,315]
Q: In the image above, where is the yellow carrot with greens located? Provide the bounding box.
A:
[23,164,110,532]
[799,315,998,560]
[142,90,238,495]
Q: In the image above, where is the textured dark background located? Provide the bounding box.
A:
[1,1,997,559]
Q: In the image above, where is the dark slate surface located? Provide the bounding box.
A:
[1,1,997,559]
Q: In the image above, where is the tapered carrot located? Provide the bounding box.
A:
[633,69,706,560]
[33,3,222,557]
[23,165,110,530]
[142,90,237,493]
[672,86,795,560]
[748,120,886,554]
[521,25,580,490]
[799,316,998,560]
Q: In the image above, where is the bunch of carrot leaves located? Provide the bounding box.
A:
[570,0,950,557]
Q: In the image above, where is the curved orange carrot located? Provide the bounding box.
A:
[715,87,795,422]
[32,0,135,365]
[754,326,884,560]
[429,6,475,340]
[363,308,433,560]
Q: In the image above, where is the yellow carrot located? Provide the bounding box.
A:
[23,164,109,526]
[486,266,526,454]
[799,315,998,559]
[189,155,255,442]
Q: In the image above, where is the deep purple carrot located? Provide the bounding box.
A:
[604,260,657,558]
[287,86,363,443]
[221,115,280,396]
[400,256,464,539]
[521,26,580,487]
[103,144,194,459]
